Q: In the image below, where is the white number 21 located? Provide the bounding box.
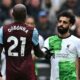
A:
[7,36,26,57]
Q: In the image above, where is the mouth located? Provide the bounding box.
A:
[58,27,64,29]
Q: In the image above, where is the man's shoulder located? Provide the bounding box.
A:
[46,34,57,39]
[46,35,60,41]
[3,22,14,27]
[70,35,80,41]
[3,22,34,30]
[70,35,80,44]
[45,35,59,43]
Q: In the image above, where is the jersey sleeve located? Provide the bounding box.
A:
[39,35,44,49]
[43,38,49,49]
[0,27,3,44]
[32,28,39,46]
[1,51,6,77]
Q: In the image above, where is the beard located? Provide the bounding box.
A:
[57,26,69,34]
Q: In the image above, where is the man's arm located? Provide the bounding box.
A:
[1,49,6,79]
[0,46,4,80]
[32,28,52,58]
[76,39,80,80]
[33,44,45,57]
[0,44,3,77]
[0,27,4,80]
[76,58,80,80]
[32,28,45,57]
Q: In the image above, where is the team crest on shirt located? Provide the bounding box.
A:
[67,44,70,48]
[66,43,77,56]
[66,44,76,51]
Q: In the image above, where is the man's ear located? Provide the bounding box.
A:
[69,23,73,29]
[12,10,14,17]
[12,8,15,18]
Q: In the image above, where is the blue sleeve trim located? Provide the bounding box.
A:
[32,28,39,46]
[0,27,3,44]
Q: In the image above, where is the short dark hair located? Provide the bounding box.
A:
[57,11,75,25]
[12,4,27,22]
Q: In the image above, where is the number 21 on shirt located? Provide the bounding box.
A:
[7,36,26,57]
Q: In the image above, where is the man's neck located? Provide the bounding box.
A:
[58,32,71,39]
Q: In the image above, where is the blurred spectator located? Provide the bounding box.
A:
[41,0,58,31]
[12,0,25,6]
[26,0,42,22]
[0,0,12,26]
[25,16,36,27]
[41,0,66,13]
[74,15,80,38]
[14,0,23,4]
[51,0,66,12]
[3,19,13,25]
[41,0,52,12]
[37,10,54,39]
[57,0,80,16]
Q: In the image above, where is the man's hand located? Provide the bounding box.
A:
[42,47,53,60]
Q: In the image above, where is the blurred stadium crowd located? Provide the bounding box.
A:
[0,0,80,80]
[0,0,80,38]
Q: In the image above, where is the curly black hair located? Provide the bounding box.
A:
[57,11,75,25]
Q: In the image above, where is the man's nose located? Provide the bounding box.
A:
[60,21,64,26]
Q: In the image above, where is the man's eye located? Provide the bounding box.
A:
[59,20,62,23]
[63,21,68,24]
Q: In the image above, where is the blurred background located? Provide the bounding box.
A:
[0,0,80,80]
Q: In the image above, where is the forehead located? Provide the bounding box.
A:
[59,16,70,22]
[26,18,34,22]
